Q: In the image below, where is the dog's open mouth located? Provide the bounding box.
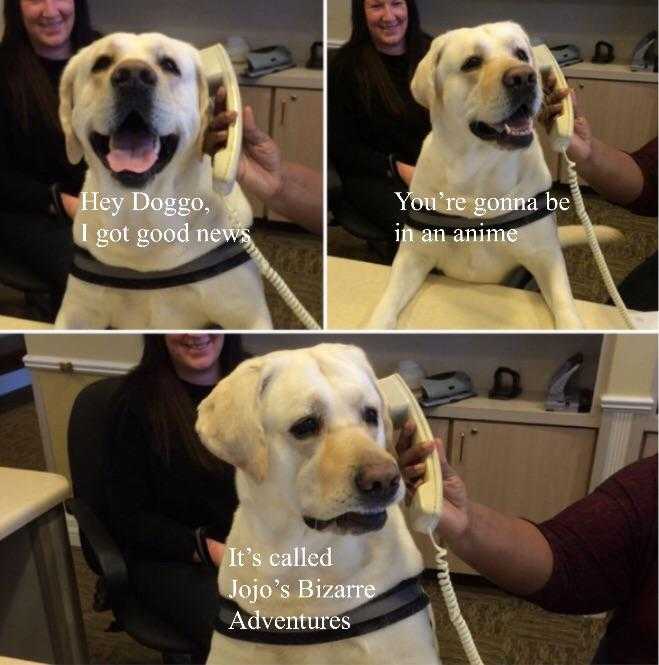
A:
[303,510,387,535]
[90,111,179,188]
[469,103,534,149]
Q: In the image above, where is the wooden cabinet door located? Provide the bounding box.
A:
[559,78,658,183]
[450,420,595,521]
[446,420,596,574]
[239,85,273,218]
[270,88,323,222]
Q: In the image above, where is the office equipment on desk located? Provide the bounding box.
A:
[418,371,476,408]
[489,367,522,400]
[631,31,657,72]
[244,46,295,78]
[545,353,592,413]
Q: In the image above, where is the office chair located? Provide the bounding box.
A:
[327,162,398,263]
[0,248,53,321]
[67,377,202,663]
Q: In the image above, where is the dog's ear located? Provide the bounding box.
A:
[196,357,268,482]
[411,35,446,110]
[194,57,211,158]
[59,51,84,164]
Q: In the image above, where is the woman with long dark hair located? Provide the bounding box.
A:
[0,0,99,316]
[329,0,432,243]
[105,334,246,658]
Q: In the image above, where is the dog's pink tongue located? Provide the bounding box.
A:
[107,132,159,173]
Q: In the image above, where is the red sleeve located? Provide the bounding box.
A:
[626,138,657,217]
[524,455,657,615]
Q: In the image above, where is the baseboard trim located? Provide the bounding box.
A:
[23,354,134,377]
[66,512,81,547]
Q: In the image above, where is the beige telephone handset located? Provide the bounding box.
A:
[378,374,442,533]
[197,45,320,330]
[198,43,242,193]
[532,45,635,329]
[533,44,574,152]
[378,374,483,665]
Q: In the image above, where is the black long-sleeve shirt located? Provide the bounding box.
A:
[328,48,431,179]
[0,51,86,214]
[105,380,237,563]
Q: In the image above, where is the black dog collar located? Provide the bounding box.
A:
[214,576,429,646]
[405,190,551,234]
[70,239,251,290]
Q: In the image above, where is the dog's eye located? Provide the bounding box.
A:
[91,55,113,72]
[515,48,529,62]
[461,55,483,72]
[363,407,379,425]
[159,57,180,75]
[290,416,321,439]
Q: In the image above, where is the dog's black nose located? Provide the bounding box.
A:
[502,65,537,90]
[111,60,157,89]
[355,462,400,502]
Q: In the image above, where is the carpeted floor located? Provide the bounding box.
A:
[0,396,608,664]
[328,186,657,304]
[0,220,322,329]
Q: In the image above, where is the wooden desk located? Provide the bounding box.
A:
[327,257,654,330]
[0,468,87,664]
[0,316,51,330]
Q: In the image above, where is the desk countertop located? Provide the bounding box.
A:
[239,66,322,90]
[327,257,652,330]
[563,61,657,84]
[0,315,51,330]
[0,468,70,540]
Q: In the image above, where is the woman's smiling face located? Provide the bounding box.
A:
[364,0,408,55]
[165,334,225,383]
[20,0,75,56]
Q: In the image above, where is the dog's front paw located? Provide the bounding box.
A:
[554,312,583,330]
[364,313,398,330]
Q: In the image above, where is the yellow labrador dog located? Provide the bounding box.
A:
[367,21,619,330]
[196,344,439,665]
[56,33,271,329]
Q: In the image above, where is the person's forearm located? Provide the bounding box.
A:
[447,501,554,596]
[571,137,644,205]
[265,162,322,234]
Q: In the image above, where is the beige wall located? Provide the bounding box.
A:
[88,0,322,63]
[24,334,142,478]
[25,334,142,363]
[603,334,658,399]
[328,0,656,61]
